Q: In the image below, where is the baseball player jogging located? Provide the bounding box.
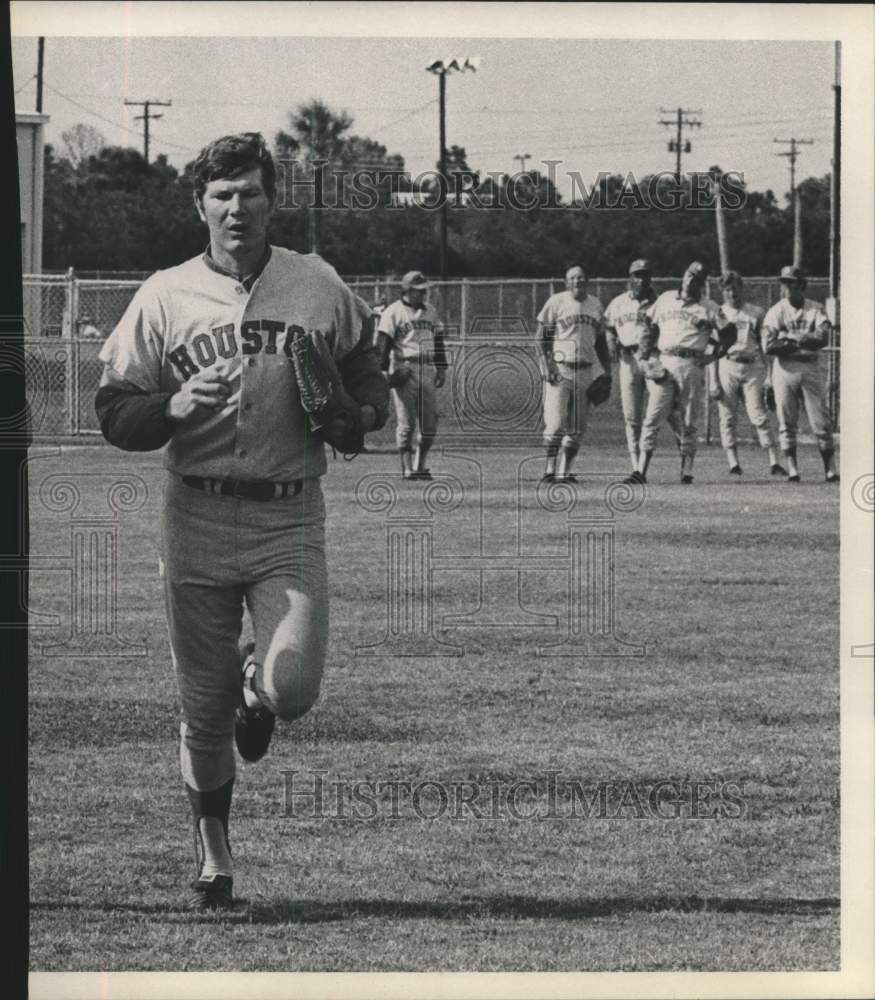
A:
[604,258,683,473]
[536,265,613,483]
[95,133,389,911]
[377,270,448,480]
[762,265,838,483]
[709,270,786,478]
[628,261,733,484]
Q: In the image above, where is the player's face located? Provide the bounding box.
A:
[723,283,741,307]
[197,166,274,267]
[781,280,805,306]
[566,269,587,300]
[681,274,703,301]
[405,287,427,308]
[630,273,651,298]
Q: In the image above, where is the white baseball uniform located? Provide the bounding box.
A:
[714,301,776,451]
[377,297,444,452]
[98,246,371,793]
[604,288,658,463]
[762,297,834,452]
[639,291,722,457]
[537,290,604,450]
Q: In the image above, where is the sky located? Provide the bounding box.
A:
[12,8,838,203]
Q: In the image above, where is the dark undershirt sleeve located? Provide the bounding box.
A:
[94,383,177,452]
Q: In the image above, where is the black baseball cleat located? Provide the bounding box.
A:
[556,473,579,484]
[623,471,646,485]
[234,641,275,763]
[681,474,694,485]
[787,474,801,483]
[188,871,234,912]
[825,472,840,483]
[729,465,743,476]
[540,473,556,484]
[414,469,433,481]
[770,464,788,477]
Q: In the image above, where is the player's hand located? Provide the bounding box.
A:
[545,363,561,385]
[434,370,446,389]
[708,382,724,402]
[167,373,231,421]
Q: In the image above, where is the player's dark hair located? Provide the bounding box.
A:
[192,132,277,202]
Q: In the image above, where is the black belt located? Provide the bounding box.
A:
[620,345,639,357]
[727,352,757,364]
[182,476,304,501]
[558,360,593,369]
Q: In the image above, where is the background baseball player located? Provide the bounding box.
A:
[629,261,733,484]
[536,265,612,483]
[95,133,388,911]
[377,270,448,480]
[709,270,786,477]
[763,265,838,483]
[604,258,683,473]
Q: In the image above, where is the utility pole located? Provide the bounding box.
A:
[36,37,45,113]
[426,57,478,283]
[658,107,702,180]
[513,153,531,174]
[774,137,813,268]
[124,99,172,162]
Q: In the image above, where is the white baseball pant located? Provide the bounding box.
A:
[160,473,329,793]
[716,358,776,450]
[393,364,437,452]
[542,364,596,450]
[771,357,834,451]
[639,356,704,458]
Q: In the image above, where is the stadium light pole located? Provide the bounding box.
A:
[426,57,479,282]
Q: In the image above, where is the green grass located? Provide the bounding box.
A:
[27,440,839,971]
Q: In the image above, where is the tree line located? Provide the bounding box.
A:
[42,103,832,278]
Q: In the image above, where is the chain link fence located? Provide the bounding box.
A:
[22,271,839,441]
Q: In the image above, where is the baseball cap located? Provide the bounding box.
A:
[628,258,652,275]
[720,270,742,288]
[779,264,805,283]
[683,261,708,280]
[401,270,429,291]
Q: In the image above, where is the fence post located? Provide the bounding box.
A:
[460,278,469,338]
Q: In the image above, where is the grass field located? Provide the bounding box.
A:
[27,438,840,972]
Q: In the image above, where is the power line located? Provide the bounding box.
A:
[40,80,199,154]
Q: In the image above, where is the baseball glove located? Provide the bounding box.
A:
[289,330,367,453]
[586,373,612,406]
[638,355,668,382]
[763,383,776,412]
[768,337,799,358]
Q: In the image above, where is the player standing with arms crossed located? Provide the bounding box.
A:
[762,265,838,483]
[536,265,613,483]
[628,261,733,484]
[95,133,388,910]
[708,270,786,478]
[377,270,448,480]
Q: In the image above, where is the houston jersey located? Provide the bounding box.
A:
[604,289,657,347]
[762,298,830,359]
[537,291,603,366]
[646,291,721,352]
[98,246,372,481]
[718,302,764,358]
[377,298,443,362]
